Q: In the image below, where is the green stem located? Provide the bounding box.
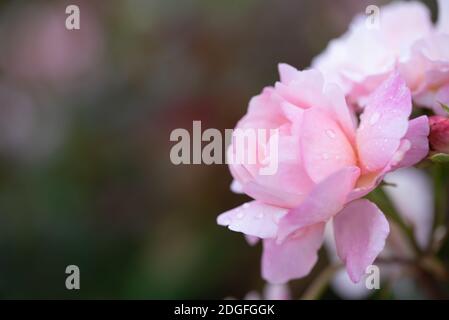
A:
[300,264,342,300]
[368,187,422,255]
[431,164,448,237]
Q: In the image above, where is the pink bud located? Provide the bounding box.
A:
[429,116,449,154]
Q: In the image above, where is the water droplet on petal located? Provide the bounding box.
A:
[325,129,336,139]
[243,203,250,209]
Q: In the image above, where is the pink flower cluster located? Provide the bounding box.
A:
[216,0,446,285]
[313,0,449,115]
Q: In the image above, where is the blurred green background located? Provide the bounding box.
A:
[0,0,439,299]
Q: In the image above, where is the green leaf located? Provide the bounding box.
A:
[430,153,449,163]
[439,102,449,115]
[380,181,397,188]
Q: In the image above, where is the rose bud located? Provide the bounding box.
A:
[429,116,449,154]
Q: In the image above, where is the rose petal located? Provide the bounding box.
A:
[394,116,429,169]
[278,63,298,85]
[356,72,412,172]
[217,201,288,239]
[277,166,360,242]
[334,199,390,283]
[262,223,325,284]
[301,107,357,183]
[438,0,449,33]
[383,168,434,249]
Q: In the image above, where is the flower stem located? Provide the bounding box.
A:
[368,187,422,255]
[300,264,342,300]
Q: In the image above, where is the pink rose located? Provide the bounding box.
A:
[398,0,449,114]
[400,33,449,115]
[313,0,449,112]
[312,1,432,106]
[217,65,429,284]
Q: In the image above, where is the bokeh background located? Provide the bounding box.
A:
[0,0,441,299]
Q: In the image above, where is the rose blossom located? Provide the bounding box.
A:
[312,1,433,106]
[312,0,449,112]
[217,64,429,284]
[399,0,449,115]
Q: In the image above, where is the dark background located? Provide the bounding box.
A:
[0,0,439,298]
